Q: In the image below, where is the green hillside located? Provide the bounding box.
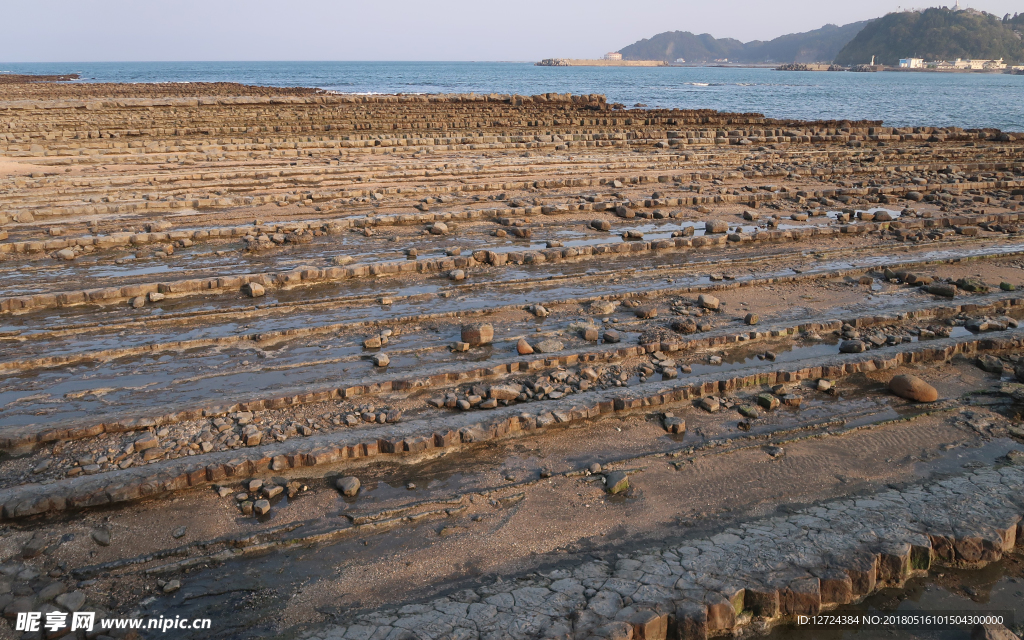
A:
[834,8,1024,65]
[617,21,869,64]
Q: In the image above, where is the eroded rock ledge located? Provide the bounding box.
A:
[303,465,1024,640]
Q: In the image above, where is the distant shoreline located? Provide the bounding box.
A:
[534,61,1022,74]
[535,59,666,67]
[0,72,79,83]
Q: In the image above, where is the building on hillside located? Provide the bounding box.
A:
[933,58,1006,70]
[899,58,924,68]
[604,52,623,61]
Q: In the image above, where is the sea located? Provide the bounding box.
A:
[2,61,1023,131]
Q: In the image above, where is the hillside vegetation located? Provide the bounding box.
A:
[618,21,869,63]
[834,8,1024,65]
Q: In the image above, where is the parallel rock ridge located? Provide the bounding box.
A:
[305,466,1024,640]
[2,82,1024,638]
[1,325,1019,521]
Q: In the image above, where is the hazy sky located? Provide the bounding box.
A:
[3,0,1020,62]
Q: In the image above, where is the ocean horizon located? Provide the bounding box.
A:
[2,60,1023,131]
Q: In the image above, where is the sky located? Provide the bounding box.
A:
[3,0,1021,62]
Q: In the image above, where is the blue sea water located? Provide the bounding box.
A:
[1,61,1022,131]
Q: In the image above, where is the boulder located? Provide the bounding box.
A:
[603,329,620,343]
[54,591,86,612]
[888,374,938,402]
[516,338,534,355]
[744,313,759,325]
[706,220,729,234]
[629,610,669,640]
[978,355,1006,373]
[336,476,360,496]
[244,282,265,298]
[698,294,720,310]
[663,417,686,434]
[461,323,494,346]
[699,397,720,412]
[926,283,957,298]
[956,278,989,293]
[372,353,390,367]
[535,339,564,353]
[671,318,698,334]
[605,471,629,494]
[840,340,867,353]
[489,384,521,401]
[134,433,159,451]
[590,300,616,315]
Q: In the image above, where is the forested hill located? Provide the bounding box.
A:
[834,8,1024,65]
[617,21,870,64]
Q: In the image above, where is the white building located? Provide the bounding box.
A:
[935,58,1007,70]
[959,58,1006,69]
[899,58,924,68]
[604,52,622,61]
